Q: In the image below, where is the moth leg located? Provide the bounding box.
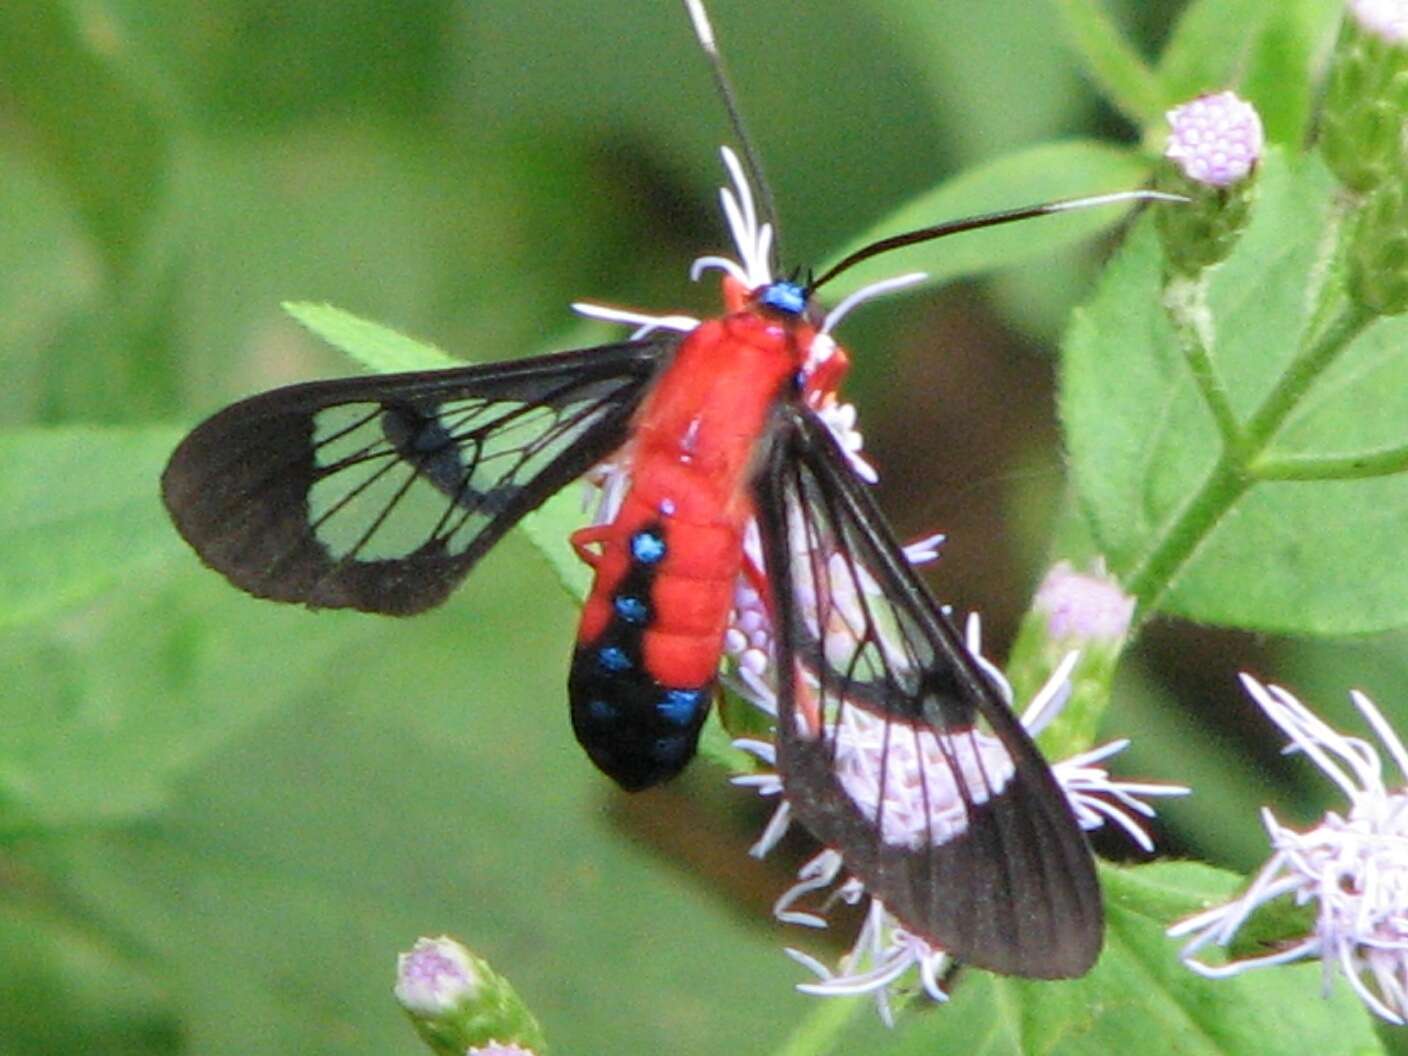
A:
[570,524,613,569]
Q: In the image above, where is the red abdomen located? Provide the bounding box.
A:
[568,310,806,789]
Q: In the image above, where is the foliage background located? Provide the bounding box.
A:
[1,0,1395,1053]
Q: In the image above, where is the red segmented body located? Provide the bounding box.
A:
[568,277,824,788]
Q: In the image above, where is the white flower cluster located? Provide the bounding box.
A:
[1350,0,1408,43]
[732,615,1185,1018]
[1170,676,1408,1024]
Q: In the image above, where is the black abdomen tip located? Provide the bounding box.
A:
[569,646,713,790]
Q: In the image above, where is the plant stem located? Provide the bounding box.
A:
[1164,275,1243,445]
[1242,303,1374,442]
[1123,450,1248,617]
[1124,301,1375,616]
[1252,443,1408,480]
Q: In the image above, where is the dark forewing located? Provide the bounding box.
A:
[162,337,678,615]
[752,406,1101,978]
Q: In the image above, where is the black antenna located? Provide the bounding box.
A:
[683,0,782,269]
[809,189,1187,293]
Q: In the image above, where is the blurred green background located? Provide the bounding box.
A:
[2,1,1395,1053]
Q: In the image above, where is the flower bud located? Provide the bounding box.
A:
[394,937,545,1056]
[1348,168,1408,314]
[1320,1,1408,193]
[1008,561,1135,755]
[1031,561,1136,646]
[1158,92,1263,276]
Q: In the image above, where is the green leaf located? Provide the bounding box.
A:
[0,427,184,633]
[0,554,378,832]
[1156,0,1340,148]
[820,140,1155,300]
[0,2,172,279]
[284,301,460,373]
[519,485,595,604]
[0,139,100,428]
[1064,149,1408,633]
[281,305,754,774]
[156,127,614,412]
[1241,1,1345,145]
[288,303,624,605]
[286,301,606,603]
[22,549,811,1055]
[0,900,178,1056]
[456,0,969,262]
[874,0,1089,165]
[1158,0,1275,101]
[1107,663,1282,870]
[1049,0,1167,125]
[879,861,1383,1055]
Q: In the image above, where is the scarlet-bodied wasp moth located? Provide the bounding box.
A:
[162,0,1176,979]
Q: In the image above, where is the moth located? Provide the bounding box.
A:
[162,0,1174,979]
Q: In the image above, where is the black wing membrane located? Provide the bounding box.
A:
[162,337,679,615]
[753,407,1101,978]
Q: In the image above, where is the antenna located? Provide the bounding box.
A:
[682,0,782,270]
[809,189,1188,293]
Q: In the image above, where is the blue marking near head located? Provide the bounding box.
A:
[760,281,807,316]
[656,688,705,727]
[597,646,632,673]
[613,594,649,624]
[630,530,666,564]
[587,698,616,723]
[652,735,691,761]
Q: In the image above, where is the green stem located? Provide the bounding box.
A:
[1124,301,1375,615]
[1243,304,1374,441]
[1252,443,1408,480]
[1164,275,1243,445]
[1123,452,1249,616]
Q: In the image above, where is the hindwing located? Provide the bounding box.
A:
[752,406,1101,978]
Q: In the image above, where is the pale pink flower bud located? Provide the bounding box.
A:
[1165,91,1265,188]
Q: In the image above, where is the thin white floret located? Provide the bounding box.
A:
[1169,676,1408,1024]
[568,302,700,338]
[729,609,1183,1012]
[818,272,927,337]
[691,146,774,289]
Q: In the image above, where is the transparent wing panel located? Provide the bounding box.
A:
[752,406,1101,978]
[307,379,631,562]
[163,338,676,614]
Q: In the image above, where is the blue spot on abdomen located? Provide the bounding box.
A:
[656,687,706,727]
[613,594,649,624]
[588,698,615,722]
[630,530,666,564]
[597,646,632,673]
